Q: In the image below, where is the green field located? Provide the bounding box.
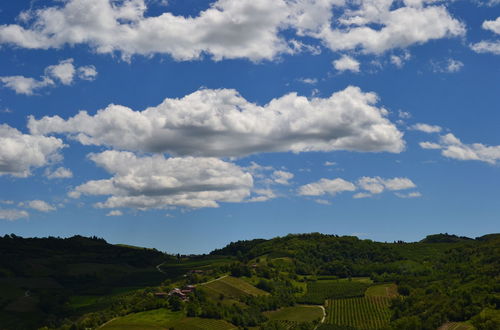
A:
[100,309,183,329]
[339,277,373,284]
[298,280,370,304]
[202,276,268,299]
[365,283,398,298]
[165,317,237,329]
[325,297,391,329]
[264,305,324,322]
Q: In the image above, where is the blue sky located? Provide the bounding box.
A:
[0,0,499,254]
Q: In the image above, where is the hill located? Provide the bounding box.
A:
[420,233,474,243]
[0,232,498,330]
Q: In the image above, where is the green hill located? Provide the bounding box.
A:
[0,232,498,330]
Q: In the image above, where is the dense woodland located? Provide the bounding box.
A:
[0,232,498,329]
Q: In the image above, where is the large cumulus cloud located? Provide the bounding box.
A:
[0,0,464,61]
[69,150,254,209]
[29,86,405,157]
[0,124,65,177]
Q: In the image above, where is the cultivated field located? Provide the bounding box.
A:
[100,309,238,330]
[202,276,268,299]
[298,279,370,304]
[100,309,183,329]
[164,317,237,330]
[325,296,391,329]
[365,283,398,298]
[264,305,324,322]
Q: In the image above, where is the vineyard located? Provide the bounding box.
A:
[264,305,324,322]
[298,280,370,304]
[325,296,391,329]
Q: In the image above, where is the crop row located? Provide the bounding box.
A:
[298,281,370,304]
[326,296,391,330]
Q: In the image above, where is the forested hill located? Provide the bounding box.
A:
[210,232,500,328]
[0,234,173,295]
[0,234,171,274]
[210,232,497,275]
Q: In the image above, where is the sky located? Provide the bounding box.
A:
[0,0,499,254]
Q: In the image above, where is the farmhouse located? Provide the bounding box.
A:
[168,288,187,300]
[167,285,196,301]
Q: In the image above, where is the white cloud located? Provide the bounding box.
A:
[314,2,464,54]
[0,124,65,177]
[419,141,442,149]
[0,0,465,61]
[411,123,442,133]
[0,59,97,95]
[69,150,254,209]
[314,199,331,205]
[0,208,29,221]
[390,51,411,68]
[395,191,422,198]
[45,167,73,179]
[357,176,416,194]
[324,161,337,166]
[483,17,500,34]
[247,189,277,202]
[29,86,404,157]
[298,178,356,196]
[471,41,500,54]
[353,192,372,199]
[106,210,123,216]
[0,0,290,62]
[445,59,463,73]
[471,17,500,55]
[77,65,98,81]
[333,55,360,72]
[244,162,274,179]
[421,133,500,164]
[383,177,417,190]
[22,200,56,212]
[45,59,76,85]
[272,170,294,185]
[357,177,385,194]
[297,78,318,85]
[484,0,500,6]
[432,58,464,73]
[0,76,53,95]
[299,175,417,199]
[398,110,412,119]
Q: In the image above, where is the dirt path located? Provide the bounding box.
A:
[201,274,228,285]
[155,261,167,274]
[319,305,326,324]
[96,317,117,329]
